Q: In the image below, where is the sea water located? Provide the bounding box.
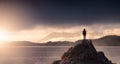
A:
[0,46,120,64]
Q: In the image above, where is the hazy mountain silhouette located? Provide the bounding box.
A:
[93,35,120,46]
[2,35,120,46]
[1,41,44,46]
[40,32,81,42]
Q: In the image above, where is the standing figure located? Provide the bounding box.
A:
[83,28,86,40]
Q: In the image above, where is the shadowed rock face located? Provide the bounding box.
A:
[53,40,115,64]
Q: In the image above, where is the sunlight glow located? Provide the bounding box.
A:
[0,29,8,42]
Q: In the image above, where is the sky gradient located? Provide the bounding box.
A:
[0,0,120,42]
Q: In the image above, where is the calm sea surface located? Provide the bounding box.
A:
[0,46,120,64]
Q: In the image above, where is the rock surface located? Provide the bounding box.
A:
[53,40,115,64]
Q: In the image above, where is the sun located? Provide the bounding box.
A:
[0,29,8,42]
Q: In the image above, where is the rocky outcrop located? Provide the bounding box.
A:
[53,40,115,64]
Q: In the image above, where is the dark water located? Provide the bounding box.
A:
[0,46,120,64]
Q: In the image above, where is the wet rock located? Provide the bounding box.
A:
[52,60,61,64]
[53,40,115,64]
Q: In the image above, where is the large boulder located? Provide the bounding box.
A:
[53,40,115,64]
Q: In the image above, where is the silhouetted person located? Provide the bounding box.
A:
[83,28,86,40]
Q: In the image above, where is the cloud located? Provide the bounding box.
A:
[0,0,120,31]
[0,23,119,42]
[38,24,120,42]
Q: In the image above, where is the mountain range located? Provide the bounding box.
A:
[1,35,120,46]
